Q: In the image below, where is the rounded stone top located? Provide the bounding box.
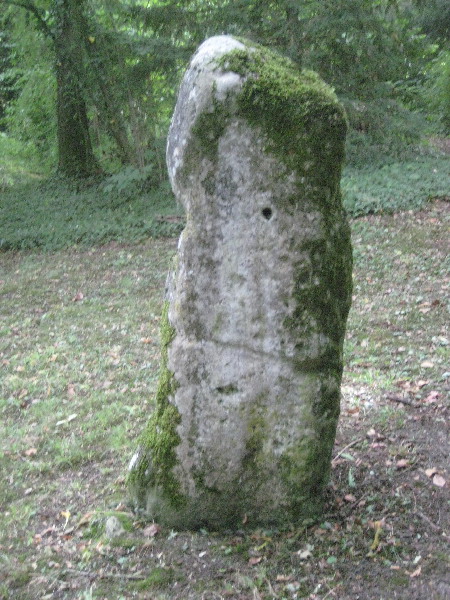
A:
[167,36,246,196]
[167,35,347,207]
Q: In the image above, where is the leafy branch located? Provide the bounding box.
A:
[0,0,55,40]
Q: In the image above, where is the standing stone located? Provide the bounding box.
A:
[129,36,352,529]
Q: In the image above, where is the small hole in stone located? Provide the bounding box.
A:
[262,207,273,220]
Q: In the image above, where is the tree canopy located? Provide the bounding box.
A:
[0,0,448,179]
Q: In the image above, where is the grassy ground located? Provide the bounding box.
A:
[0,196,449,599]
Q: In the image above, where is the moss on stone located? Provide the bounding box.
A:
[129,37,351,529]
[216,41,347,179]
[243,409,266,469]
[182,38,347,195]
[128,301,185,511]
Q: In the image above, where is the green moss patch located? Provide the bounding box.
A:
[216,41,347,178]
[128,301,185,511]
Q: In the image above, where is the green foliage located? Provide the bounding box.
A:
[425,50,450,133]
[0,177,184,252]
[342,154,450,216]
[0,133,47,188]
[0,28,19,124]
[100,165,157,198]
[417,0,450,42]
[5,67,56,165]
[343,97,428,167]
[302,0,432,101]
[1,0,447,177]
[1,10,56,166]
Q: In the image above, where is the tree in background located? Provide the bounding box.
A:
[0,0,448,179]
[0,0,190,178]
[1,0,100,177]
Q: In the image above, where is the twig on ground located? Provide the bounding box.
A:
[414,511,448,536]
[332,438,365,464]
[386,393,418,407]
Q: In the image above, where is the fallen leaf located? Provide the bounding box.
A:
[344,494,356,503]
[55,413,78,426]
[423,391,440,403]
[25,448,37,456]
[140,338,153,344]
[248,556,262,565]
[367,520,384,555]
[432,474,446,487]
[425,468,439,478]
[39,525,57,537]
[408,565,422,578]
[61,510,71,528]
[396,459,409,469]
[143,523,161,537]
[366,428,377,438]
[420,360,434,369]
[76,512,94,528]
[297,549,312,560]
[276,575,293,582]
[416,380,429,388]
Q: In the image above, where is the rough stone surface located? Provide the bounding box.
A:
[129,35,352,529]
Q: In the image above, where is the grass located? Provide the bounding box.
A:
[1,196,449,598]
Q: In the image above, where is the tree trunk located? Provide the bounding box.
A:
[53,0,99,178]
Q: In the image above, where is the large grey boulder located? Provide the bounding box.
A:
[129,35,352,529]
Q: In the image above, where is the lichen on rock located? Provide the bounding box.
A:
[129,35,352,529]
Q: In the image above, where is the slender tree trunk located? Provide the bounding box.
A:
[53,0,99,178]
[285,4,303,66]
